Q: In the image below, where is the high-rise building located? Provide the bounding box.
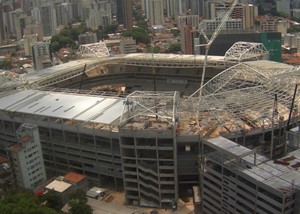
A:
[177,15,199,54]
[20,0,31,15]
[199,18,243,31]
[32,41,52,70]
[164,0,185,18]
[277,0,291,17]
[180,23,199,54]
[242,3,258,30]
[260,16,279,32]
[23,21,44,41]
[209,2,257,29]
[7,124,47,189]
[144,0,164,25]
[55,2,74,27]
[0,4,7,43]
[23,34,38,56]
[177,14,199,30]
[116,0,133,30]
[87,0,112,30]
[186,0,205,17]
[39,3,57,36]
[11,9,26,41]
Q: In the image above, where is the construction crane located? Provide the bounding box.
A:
[190,0,238,99]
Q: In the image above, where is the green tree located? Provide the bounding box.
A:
[68,190,93,214]
[51,34,76,52]
[60,28,71,37]
[51,23,90,52]
[122,27,151,45]
[146,45,160,53]
[103,24,118,34]
[0,190,58,214]
[96,30,109,41]
[288,24,300,33]
[38,189,62,210]
[0,59,12,69]
[167,42,181,53]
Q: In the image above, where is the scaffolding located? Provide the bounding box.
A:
[120,91,180,127]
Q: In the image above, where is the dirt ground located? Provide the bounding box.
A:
[102,191,195,214]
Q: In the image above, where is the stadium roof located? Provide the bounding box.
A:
[0,90,125,125]
[186,60,299,137]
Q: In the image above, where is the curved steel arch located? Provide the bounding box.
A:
[224,42,269,63]
[189,62,270,98]
[187,64,300,137]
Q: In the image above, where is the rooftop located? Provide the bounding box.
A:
[0,90,126,126]
[45,179,72,193]
[0,156,7,164]
[205,136,300,195]
[242,149,300,195]
[64,172,87,183]
[8,143,23,152]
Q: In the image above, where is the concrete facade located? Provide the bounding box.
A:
[201,136,299,214]
[7,124,47,189]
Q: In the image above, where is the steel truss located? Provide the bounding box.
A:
[189,62,300,136]
[120,53,228,68]
[77,42,110,58]
[224,42,269,63]
[120,91,180,125]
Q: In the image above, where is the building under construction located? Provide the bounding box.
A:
[0,42,300,210]
[202,136,300,214]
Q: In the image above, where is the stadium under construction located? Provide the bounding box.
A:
[1,42,300,211]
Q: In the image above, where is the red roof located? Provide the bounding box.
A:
[19,135,32,142]
[0,156,7,164]
[9,143,22,152]
[64,172,87,183]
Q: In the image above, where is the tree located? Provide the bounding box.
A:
[0,59,12,70]
[0,190,58,214]
[96,29,109,41]
[51,34,76,52]
[122,27,151,45]
[38,189,62,210]
[147,45,160,53]
[68,190,93,214]
[103,24,118,34]
[167,42,181,53]
[288,24,300,33]
[51,23,90,52]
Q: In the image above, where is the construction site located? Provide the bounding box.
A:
[1,1,300,212]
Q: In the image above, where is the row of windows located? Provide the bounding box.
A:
[26,156,41,170]
[25,144,38,153]
[29,166,43,176]
[30,172,44,184]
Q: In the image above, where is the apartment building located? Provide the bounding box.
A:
[32,41,52,70]
[7,124,47,189]
[199,18,243,31]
